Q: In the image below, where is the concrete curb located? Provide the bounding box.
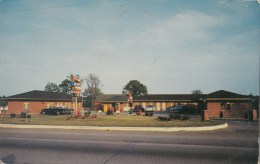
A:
[0,123,228,132]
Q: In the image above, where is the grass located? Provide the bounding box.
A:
[0,114,224,127]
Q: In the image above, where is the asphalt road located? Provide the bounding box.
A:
[0,120,259,164]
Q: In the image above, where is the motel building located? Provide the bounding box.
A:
[4,90,252,118]
[5,90,82,114]
[94,90,252,118]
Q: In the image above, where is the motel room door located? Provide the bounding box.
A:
[156,103,161,111]
[162,103,166,111]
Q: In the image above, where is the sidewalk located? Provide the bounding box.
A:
[0,122,228,132]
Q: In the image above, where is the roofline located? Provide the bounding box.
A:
[133,100,194,102]
[201,98,251,101]
[6,98,80,101]
[99,101,128,103]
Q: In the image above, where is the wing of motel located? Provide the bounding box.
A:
[5,90,82,114]
[94,94,200,112]
[4,89,252,118]
[200,90,252,118]
[94,90,252,118]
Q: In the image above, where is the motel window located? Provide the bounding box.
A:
[156,103,160,111]
[227,102,231,110]
[47,103,50,108]
[221,102,231,110]
[23,102,29,113]
[23,102,29,109]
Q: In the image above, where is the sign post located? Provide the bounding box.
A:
[127,91,133,113]
[70,75,82,117]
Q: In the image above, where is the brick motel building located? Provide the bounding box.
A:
[5,90,252,118]
[5,90,82,114]
[95,90,252,118]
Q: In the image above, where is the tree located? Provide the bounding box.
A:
[122,80,148,98]
[191,90,203,101]
[83,74,103,110]
[44,74,82,94]
[45,82,61,92]
[59,79,71,94]
[59,74,82,94]
[0,96,7,107]
[191,90,203,95]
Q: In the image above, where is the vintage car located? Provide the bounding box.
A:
[40,107,73,115]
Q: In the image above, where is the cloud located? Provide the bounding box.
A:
[122,11,225,52]
[0,1,259,96]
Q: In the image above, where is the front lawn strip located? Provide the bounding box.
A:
[0,115,224,127]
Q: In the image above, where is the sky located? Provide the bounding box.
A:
[0,0,259,96]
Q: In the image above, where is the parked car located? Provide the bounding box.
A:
[145,105,155,112]
[169,106,185,113]
[168,106,191,120]
[169,105,197,115]
[144,105,155,116]
[133,105,144,113]
[41,107,73,115]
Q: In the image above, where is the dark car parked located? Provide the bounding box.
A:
[133,105,144,113]
[41,107,73,115]
[169,105,197,115]
[169,106,186,113]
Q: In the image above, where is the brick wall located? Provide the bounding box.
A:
[8,101,25,114]
[8,101,82,114]
[207,101,252,118]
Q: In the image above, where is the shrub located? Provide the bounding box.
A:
[84,110,91,117]
[10,113,16,118]
[106,109,114,115]
[169,114,181,120]
[219,111,223,119]
[20,112,31,118]
[169,114,190,120]
[181,115,190,120]
[158,116,171,121]
[145,112,153,117]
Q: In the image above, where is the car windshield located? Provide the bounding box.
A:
[171,106,182,110]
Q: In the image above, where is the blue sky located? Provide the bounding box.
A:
[0,0,259,96]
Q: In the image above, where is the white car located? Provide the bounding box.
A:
[144,105,155,116]
[145,105,155,112]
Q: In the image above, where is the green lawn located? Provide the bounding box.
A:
[0,114,224,127]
